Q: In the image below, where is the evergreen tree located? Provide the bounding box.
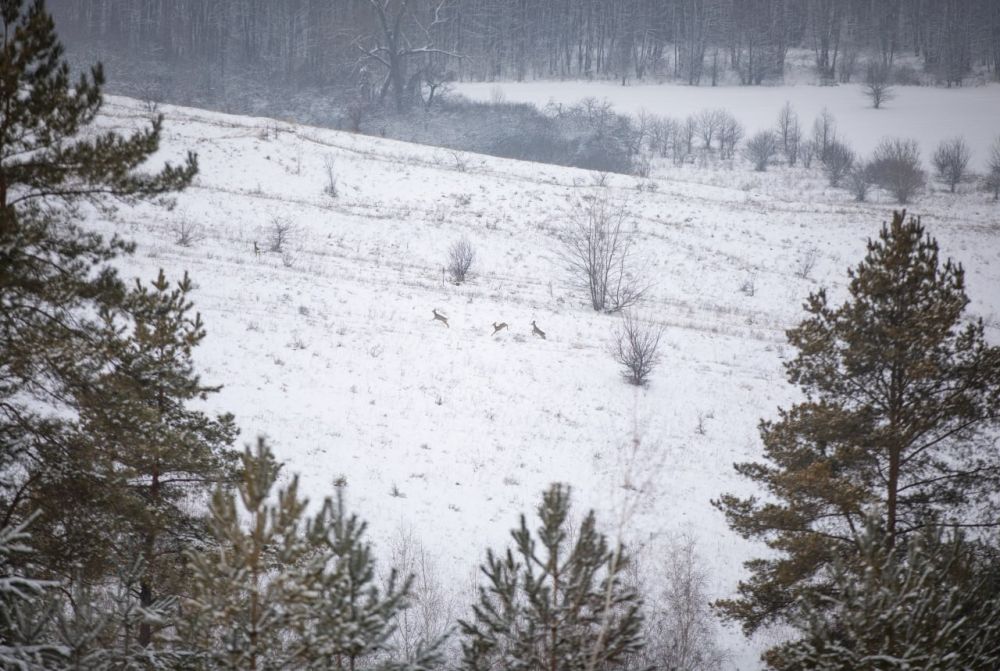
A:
[713,211,1000,634]
[76,270,238,647]
[459,483,645,671]
[0,0,197,569]
[766,519,1000,671]
[180,439,438,670]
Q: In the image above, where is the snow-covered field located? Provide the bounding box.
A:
[93,94,1000,669]
[458,81,1000,170]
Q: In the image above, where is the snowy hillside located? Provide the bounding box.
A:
[92,95,1000,668]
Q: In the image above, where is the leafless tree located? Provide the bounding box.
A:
[848,161,875,201]
[743,131,778,171]
[838,49,859,83]
[871,137,926,203]
[985,137,1000,200]
[776,102,798,157]
[863,59,895,109]
[446,235,475,283]
[172,218,203,247]
[718,113,744,161]
[560,196,648,313]
[323,155,338,197]
[695,108,724,151]
[625,538,729,671]
[811,108,837,161]
[269,217,294,253]
[931,137,972,193]
[611,311,664,386]
[822,140,855,187]
[355,0,460,112]
[680,115,698,157]
[649,116,678,158]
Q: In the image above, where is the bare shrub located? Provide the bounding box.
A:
[268,217,294,253]
[446,236,475,283]
[800,140,816,169]
[871,137,926,203]
[863,60,895,109]
[796,247,819,280]
[611,311,664,386]
[931,137,971,193]
[718,112,744,160]
[739,270,757,297]
[743,131,777,171]
[811,108,837,161]
[848,161,875,201]
[323,155,338,197]
[776,102,801,166]
[560,196,649,313]
[649,116,677,158]
[171,218,203,247]
[985,137,1000,200]
[822,140,855,187]
[627,538,729,671]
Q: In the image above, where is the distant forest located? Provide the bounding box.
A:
[50,0,1000,106]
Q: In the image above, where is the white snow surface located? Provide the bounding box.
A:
[457,80,1000,170]
[92,95,1000,669]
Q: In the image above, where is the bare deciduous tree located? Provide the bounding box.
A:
[776,102,798,157]
[696,108,724,151]
[931,137,972,193]
[811,108,837,161]
[561,196,648,313]
[848,161,875,201]
[871,137,926,203]
[822,140,855,187]
[863,59,895,109]
[611,311,664,386]
[446,235,475,283]
[718,113,745,160]
[269,217,294,253]
[743,130,778,171]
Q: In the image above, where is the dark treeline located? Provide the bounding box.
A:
[50,0,1000,101]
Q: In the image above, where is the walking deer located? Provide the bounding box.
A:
[492,322,508,335]
[530,320,546,339]
[431,309,449,328]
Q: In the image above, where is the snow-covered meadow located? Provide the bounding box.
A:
[93,92,1000,668]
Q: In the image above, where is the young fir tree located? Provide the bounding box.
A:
[75,270,238,648]
[767,519,1000,671]
[713,211,1000,634]
[459,483,645,671]
[180,439,438,670]
[0,0,197,571]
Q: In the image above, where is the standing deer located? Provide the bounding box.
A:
[492,322,508,335]
[530,320,546,339]
[431,309,449,328]
[253,241,261,257]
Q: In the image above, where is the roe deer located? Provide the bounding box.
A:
[492,322,508,335]
[531,320,546,339]
[431,309,449,328]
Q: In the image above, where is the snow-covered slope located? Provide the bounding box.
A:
[93,95,1000,668]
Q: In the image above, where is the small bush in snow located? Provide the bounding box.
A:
[848,162,875,202]
[931,137,971,193]
[871,138,925,203]
[269,217,294,253]
[743,131,778,172]
[611,311,664,386]
[446,236,475,284]
[822,140,855,187]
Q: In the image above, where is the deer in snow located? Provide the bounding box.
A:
[253,241,261,257]
[492,322,508,335]
[431,309,449,328]
[530,320,546,339]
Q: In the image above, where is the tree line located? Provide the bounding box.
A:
[47,0,1000,104]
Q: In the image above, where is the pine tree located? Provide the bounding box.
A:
[766,519,1000,671]
[75,270,238,647]
[459,483,646,671]
[0,0,197,568]
[180,439,437,670]
[713,211,1000,634]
